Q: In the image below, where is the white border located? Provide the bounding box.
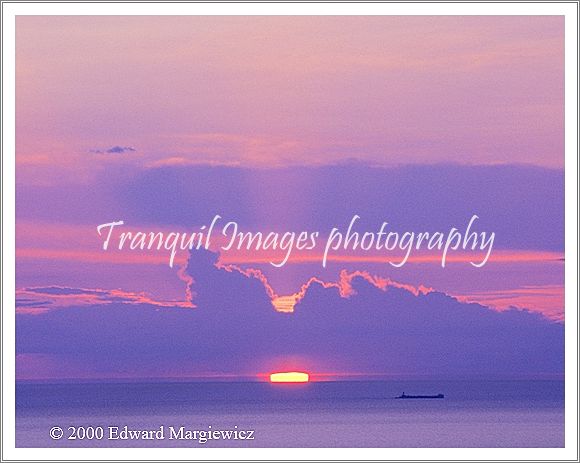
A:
[2,2,578,461]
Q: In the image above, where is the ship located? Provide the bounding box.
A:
[396,392,444,399]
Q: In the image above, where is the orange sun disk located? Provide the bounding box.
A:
[269,372,310,383]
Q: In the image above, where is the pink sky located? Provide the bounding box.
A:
[17,15,563,177]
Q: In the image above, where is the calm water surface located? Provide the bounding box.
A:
[16,380,564,447]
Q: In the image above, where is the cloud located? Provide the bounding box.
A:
[455,285,565,322]
[16,163,564,253]
[16,285,192,313]
[25,286,103,296]
[89,146,136,154]
[16,250,563,380]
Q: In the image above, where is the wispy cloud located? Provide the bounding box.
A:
[89,145,136,154]
[16,285,192,313]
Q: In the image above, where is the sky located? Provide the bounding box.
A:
[15,15,564,380]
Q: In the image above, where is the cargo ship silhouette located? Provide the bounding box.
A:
[396,392,444,399]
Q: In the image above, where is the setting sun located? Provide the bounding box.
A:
[269,372,310,383]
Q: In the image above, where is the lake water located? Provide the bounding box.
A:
[16,380,564,447]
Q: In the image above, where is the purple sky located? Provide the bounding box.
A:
[17,16,563,171]
[15,16,564,380]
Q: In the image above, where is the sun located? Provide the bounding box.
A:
[269,371,310,383]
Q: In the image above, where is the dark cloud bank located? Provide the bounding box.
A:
[17,250,564,379]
